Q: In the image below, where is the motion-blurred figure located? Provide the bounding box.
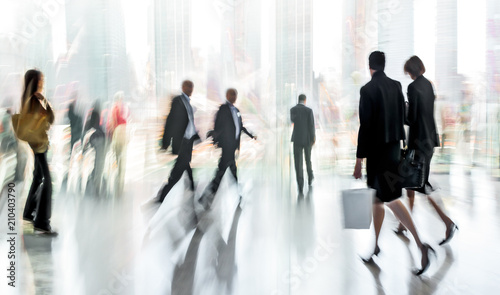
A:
[290,94,315,194]
[108,92,128,196]
[394,56,458,245]
[353,52,432,275]
[200,88,256,209]
[68,99,83,152]
[155,80,199,203]
[107,92,127,139]
[20,69,57,235]
[82,103,106,197]
[0,105,17,153]
[0,107,18,189]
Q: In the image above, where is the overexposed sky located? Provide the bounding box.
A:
[120,0,487,85]
[414,0,436,81]
[313,0,343,74]
[458,0,486,77]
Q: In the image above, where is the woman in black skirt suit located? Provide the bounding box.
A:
[394,56,458,245]
[354,51,434,275]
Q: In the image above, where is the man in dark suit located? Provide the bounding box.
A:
[200,88,255,209]
[291,94,315,194]
[156,80,199,203]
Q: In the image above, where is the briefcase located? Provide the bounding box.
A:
[341,188,374,229]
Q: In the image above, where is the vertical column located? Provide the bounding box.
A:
[486,0,500,171]
[435,0,459,101]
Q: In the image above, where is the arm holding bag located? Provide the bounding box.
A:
[11,96,51,153]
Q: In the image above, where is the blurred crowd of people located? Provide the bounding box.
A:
[0,49,493,282]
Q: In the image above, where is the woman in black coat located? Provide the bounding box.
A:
[394,56,458,245]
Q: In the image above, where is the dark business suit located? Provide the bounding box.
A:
[162,95,189,155]
[208,101,254,193]
[356,71,406,202]
[158,94,198,202]
[290,103,315,192]
[405,75,440,194]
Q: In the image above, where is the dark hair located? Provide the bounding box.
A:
[89,109,101,129]
[369,51,385,71]
[226,88,238,96]
[182,80,194,88]
[404,56,426,77]
[22,69,42,105]
[298,94,306,103]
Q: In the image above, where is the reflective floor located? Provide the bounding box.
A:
[1,131,500,295]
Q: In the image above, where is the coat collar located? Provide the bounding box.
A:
[372,71,386,79]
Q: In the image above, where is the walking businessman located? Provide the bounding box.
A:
[291,94,315,194]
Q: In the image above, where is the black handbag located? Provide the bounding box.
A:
[399,141,426,189]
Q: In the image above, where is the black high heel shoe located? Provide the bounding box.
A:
[414,243,435,276]
[439,223,458,246]
[361,245,380,263]
[394,227,407,236]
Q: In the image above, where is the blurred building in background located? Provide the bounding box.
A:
[486,0,500,171]
[151,0,192,99]
[61,0,130,102]
[0,0,498,174]
[378,0,414,91]
[276,0,313,106]
[435,0,459,102]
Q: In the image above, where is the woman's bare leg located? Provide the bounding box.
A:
[373,201,385,251]
[426,195,453,228]
[397,189,416,231]
[387,199,423,249]
[407,190,415,211]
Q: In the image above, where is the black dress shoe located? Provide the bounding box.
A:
[198,190,215,211]
[34,225,58,236]
[361,245,380,263]
[414,243,435,276]
[23,216,34,223]
[439,223,458,246]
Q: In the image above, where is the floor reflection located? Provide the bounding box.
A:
[5,154,500,295]
[23,234,53,295]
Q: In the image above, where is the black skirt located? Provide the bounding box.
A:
[366,142,402,202]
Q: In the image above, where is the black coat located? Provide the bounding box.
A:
[290,104,315,146]
[212,102,253,150]
[162,95,189,155]
[405,75,440,151]
[68,103,83,148]
[356,71,406,159]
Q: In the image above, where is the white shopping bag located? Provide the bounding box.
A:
[341,188,374,229]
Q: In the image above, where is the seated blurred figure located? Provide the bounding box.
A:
[82,104,106,197]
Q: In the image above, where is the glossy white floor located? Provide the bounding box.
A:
[1,136,500,295]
